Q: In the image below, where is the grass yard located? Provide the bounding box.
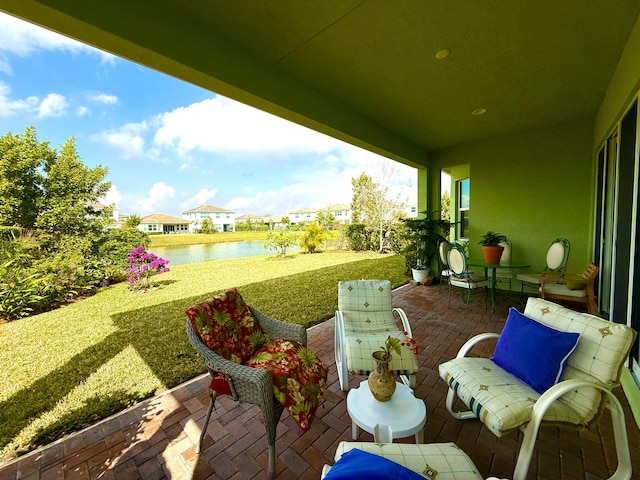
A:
[149,231,272,246]
[0,250,407,463]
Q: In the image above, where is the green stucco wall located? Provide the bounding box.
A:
[428,120,594,275]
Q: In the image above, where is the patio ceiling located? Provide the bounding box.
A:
[2,1,640,166]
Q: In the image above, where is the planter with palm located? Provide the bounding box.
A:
[402,211,451,282]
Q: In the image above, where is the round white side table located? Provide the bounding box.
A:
[347,380,426,443]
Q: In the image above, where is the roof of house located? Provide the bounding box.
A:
[182,204,234,214]
[140,213,189,225]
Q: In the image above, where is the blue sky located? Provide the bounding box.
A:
[0,12,416,219]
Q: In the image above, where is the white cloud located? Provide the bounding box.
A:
[37,93,68,118]
[76,105,89,117]
[0,81,39,116]
[184,188,217,207]
[135,182,176,215]
[153,96,340,155]
[100,185,122,206]
[94,122,149,159]
[90,93,118,104]
[0,12,115,63]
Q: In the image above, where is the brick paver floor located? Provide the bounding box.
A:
[0,283,638,479]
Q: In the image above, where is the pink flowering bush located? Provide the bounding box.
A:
[125,246,169,291]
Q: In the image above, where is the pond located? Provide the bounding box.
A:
[151,240,300,266]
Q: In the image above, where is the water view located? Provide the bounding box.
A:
[152,240,300,266]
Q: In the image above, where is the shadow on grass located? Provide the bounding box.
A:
[0,255,407,460]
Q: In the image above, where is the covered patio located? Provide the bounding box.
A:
[0,285,637,479]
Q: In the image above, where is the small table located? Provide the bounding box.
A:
[347,380,426,443]
[466,258,530,310]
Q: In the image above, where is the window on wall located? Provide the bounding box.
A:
[458,178,470,240]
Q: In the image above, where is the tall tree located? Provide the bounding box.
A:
[350,168,405,252]
[0,128,111,234]
[37,137,111,235]
[0,127,52,228]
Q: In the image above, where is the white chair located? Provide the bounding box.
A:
[517,237,570,294]
[447,244,489,313]
[439,298,636,480]
[438,239,453,290]
[335,279,418,391]
[488,239,513,292]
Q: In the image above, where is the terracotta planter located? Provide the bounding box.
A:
[368,351,396,402]
[481,245,504,264]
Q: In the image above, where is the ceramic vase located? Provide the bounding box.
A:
[368,351,396,402]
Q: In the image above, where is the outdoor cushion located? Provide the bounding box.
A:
[247,339,328,431]
[323,448,424,480]
[344,331,419,376]
[491,308,579,393]
[330,442,484,480]
[524,298,636,388]
[540,283,587,297]
[185,288,268,364]
[440,357,586,436]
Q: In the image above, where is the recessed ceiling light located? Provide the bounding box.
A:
[435,49,450,59]
[472,108,487,116]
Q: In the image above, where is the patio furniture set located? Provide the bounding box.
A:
[185,279,636,479]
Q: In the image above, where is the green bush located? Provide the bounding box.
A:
[0,259,44,319]
[345,223,374,251]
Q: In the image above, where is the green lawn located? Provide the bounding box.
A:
[149,231,272,246]
[0,250,407,463]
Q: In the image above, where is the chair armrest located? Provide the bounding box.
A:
[186,319,272,402]
[455,332,500,358]
[392,307,413,337]
[250,306,307,345]
[515,379,631,480]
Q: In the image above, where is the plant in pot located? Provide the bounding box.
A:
[401,211,451,282]
[478,231,509,264]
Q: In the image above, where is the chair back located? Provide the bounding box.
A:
[524,297,636,421]
[438,240,450,268]
[546,237,570,271]
[499,239,511,264]
[338,280,396,333]
[447,245,467,276]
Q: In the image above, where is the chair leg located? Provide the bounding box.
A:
[445,386,476,420]
[335,319,349,391]
[197,390,217,454]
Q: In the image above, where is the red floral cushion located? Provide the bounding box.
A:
[186,288,268,364]
[246,339,328,431]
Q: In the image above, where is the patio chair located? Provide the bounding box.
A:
[488,238,513,292]
[186,288,328,477]
[540,263,599,314]
[447,243,489,313]
[439,297,636,480]
[517,237,570,294]
[335,279,418,391]
[437,239,453,290]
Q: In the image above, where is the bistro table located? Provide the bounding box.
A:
[466,258,530,311]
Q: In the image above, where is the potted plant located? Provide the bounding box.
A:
[401,211,451,282]
[478,231,509,264]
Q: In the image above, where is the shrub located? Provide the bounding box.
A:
[126,246,170,291]
[345,223,374,251]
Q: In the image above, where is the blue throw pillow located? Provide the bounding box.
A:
[324,448,424,480]
[490,308,580,394]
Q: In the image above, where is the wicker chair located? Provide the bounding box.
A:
[186,306,307,477]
